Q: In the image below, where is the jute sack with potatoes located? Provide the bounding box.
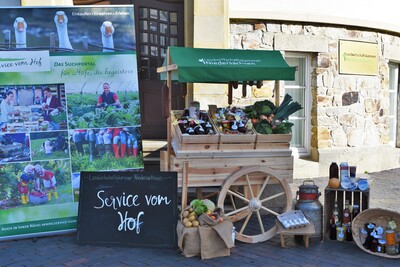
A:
[177,207,234,259]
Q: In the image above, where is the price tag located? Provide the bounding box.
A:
[388,220,397,229]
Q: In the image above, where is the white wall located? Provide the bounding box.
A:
[229,0,400,34]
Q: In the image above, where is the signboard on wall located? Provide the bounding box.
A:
[77,171,177,248]
[0,5,143,241]
[339,39,378,76]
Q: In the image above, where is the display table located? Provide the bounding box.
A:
[276,220,315,248]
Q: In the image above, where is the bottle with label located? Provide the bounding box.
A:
[333,200,341,227]
[336,227,345,241]
[329,214,337,240]
[352,204,360,221]
[204,121,213,134]
[346,222,353,242]
[370,232,379,252]
[194,125,205,135]
[186,127,195,135]
[342,200,351,225]
[329,162,339,179]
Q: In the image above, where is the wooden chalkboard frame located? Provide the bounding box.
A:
[77,171,178,248]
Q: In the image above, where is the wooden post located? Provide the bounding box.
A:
[274,80,280,107]
[182,161,189,209]
[166,47,172,171]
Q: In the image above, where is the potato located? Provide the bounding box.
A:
[188,215,196,222]
[188,207,194,213]
[189,211,196,218]
[184,221,192,228]
[192,220,199,227]
[182,210,189,218]
[182,218,190,224]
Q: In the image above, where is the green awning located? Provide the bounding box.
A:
[159,46,295,83]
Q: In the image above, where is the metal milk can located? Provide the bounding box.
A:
[295,180,323,240]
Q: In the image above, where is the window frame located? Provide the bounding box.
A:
[284,52,311,156]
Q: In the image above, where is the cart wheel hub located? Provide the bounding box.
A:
[249,198,261,211]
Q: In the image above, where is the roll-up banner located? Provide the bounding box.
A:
[0,5,143,241]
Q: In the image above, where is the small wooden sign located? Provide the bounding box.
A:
[77,171,178,248]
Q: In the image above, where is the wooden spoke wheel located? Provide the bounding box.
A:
[217,165,292,243]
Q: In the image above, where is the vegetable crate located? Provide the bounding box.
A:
[255,133,292,149]
[217,129,257,150]
[323,187,370,240]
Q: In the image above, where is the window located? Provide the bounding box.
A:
[284,53,311,156]
[388,63,398,147]
[138,7,179,81]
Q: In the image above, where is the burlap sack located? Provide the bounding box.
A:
[177,219,234,260]
[177,221,201,257]
[198,220,234,260]
[198,213,220,226]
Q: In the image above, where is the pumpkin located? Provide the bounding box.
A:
[328,178,340,188]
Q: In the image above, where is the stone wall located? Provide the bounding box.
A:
[227,21,400,174]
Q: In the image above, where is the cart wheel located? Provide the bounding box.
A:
[217,165,292,243]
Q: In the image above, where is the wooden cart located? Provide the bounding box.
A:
[157,47,296,243]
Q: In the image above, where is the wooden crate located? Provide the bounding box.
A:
[212,119,257,150]
[255,133,292,149]
[323,187,370,240]
[170,110,219,151]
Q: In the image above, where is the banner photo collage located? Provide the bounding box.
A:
[0,5,143,240]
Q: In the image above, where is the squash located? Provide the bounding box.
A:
[328,178,340,188]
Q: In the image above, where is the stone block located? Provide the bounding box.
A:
[274,34,329,52]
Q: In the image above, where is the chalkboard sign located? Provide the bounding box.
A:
[77,171,178,248]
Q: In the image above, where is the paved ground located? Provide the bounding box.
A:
[1,167,400,267]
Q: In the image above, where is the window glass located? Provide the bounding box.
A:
[150,9,158,19]
[161,48,167,58]
[149,21,158,32]
[139,20,148,31]
[170,25,177,35]
[140,32,148,43]
[150,46,158,56]
[140,45,148,55]
[388,63,398,145]
[160,10,168,22]
[284,55,309,154]
[169,37,177,46]
[160,23,168,34]
[160,35,166,46]
[170,12,177,23]
[139,8,148,19]
[149,33,158,44]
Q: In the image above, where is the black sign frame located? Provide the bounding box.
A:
[77,171,177,248]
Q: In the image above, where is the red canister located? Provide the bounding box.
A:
[296,180,320,201]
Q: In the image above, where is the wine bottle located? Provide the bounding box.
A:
[329,162,339,179]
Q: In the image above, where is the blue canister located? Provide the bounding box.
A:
[340,162,349,181]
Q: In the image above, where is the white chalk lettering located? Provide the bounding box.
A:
[117,211,144,233]
[94,190,140,210]
[145,195,172,206]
